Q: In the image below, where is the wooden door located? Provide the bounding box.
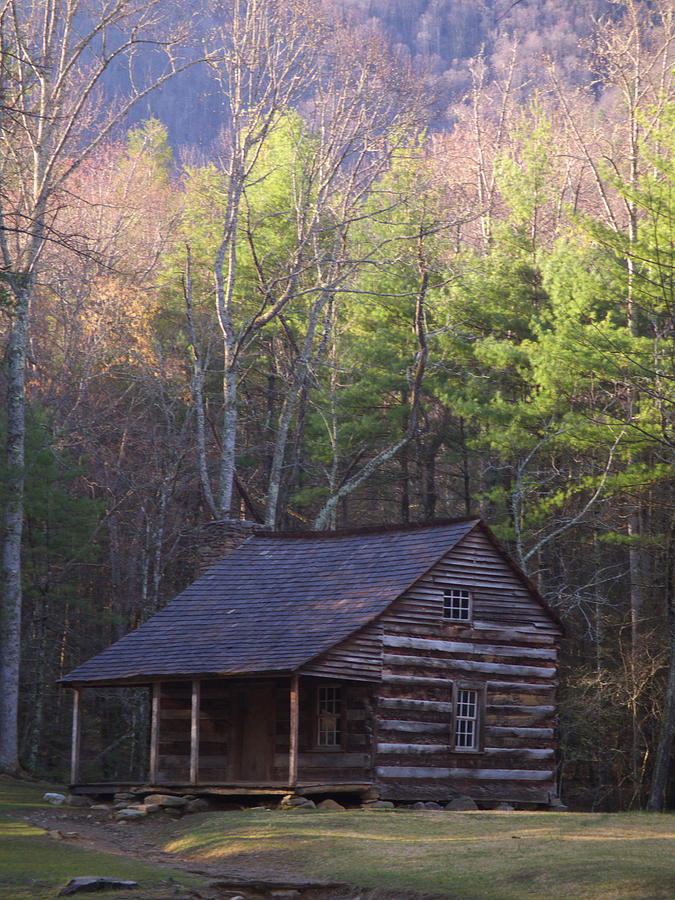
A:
[230,683,276,782]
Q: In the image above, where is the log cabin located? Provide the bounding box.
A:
[61,518,563,806]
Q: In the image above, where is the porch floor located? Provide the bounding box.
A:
[69,781,377,800]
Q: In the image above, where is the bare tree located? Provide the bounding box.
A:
[0,0,195,774]
[198,0,427,522]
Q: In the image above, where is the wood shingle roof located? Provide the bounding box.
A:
[61,519,482,686]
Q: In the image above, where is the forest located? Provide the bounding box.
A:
[0,0,673,812]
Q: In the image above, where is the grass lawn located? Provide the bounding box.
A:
[164,806,675,900]
[0,776,208,900]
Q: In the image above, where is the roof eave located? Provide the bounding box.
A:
[59,665,296,689]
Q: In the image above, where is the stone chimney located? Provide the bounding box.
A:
[194,518,273,575]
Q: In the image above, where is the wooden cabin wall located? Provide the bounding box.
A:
[271,678,376,782]
[157,681,192,782]
[300,624,383,681]
[198,679,231,781]
[157,680,231,782]
[374,527,560,804]
[156,677,375,785]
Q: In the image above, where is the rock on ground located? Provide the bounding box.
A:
[58,876,139,895]
[363,800,394,810]
[67,795,93,808]
[317,798,345,811]
[143,793,188,808]
[114,808,147,821]
[445,796,478,811]
[280,795,316,809]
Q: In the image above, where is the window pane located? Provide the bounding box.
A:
[443,588,471,621]
[318,686,341,746]
[454,689,479,750]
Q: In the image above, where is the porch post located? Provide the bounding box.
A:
[190,679,200,785]
[149,682,160,784]
[70,688,81,784]
[289,674,299,789]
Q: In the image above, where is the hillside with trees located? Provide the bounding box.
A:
[0,0,673,812]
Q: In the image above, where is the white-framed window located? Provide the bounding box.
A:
[453,687,480,751]
[443,587,472,622]
[317,684,342,747]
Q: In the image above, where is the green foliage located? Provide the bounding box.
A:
[0,409,103,613]
[495,106,559,239]
[125,118,174,184]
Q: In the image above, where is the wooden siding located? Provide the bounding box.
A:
[198,679,231,782]
[299,623,383,681]
[157,682,192,782]
[373,527,560,803]
[156,677,375,786]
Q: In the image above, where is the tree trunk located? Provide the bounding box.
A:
[265,295,331,527]
[400,394,410,523]
[459,417,471,516]
[647,518,675,810]
[646,625,675,810]
[184,247,217,518]
[423,438,437,521]
[0,284,30,773]
[219,354,238,518]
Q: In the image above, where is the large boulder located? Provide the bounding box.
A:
[137,803,162,814]
[58,877,139,895]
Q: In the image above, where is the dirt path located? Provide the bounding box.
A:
[27,804,359,899]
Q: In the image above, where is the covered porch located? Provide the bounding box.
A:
[68,674,377,798]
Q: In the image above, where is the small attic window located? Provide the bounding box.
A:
[443,588,472,622]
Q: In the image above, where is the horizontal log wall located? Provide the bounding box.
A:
[373,526,560,804]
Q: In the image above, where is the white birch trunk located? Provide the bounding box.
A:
[0,284,30,772]
[265,294,331,527]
